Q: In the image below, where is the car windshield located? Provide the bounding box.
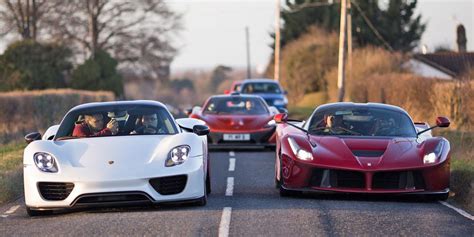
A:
[55,104,178,140]
[307,106,417,137]
[241,82,281,94]
[203,97,269,115]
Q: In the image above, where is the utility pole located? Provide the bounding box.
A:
[274,0,281,82]
[347,0,352,88]
[337,0,347,102]
[245,26,252,79]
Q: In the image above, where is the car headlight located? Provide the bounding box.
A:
[33,152,58,173]
[273,99,285,106]
[423,141,444,164]
[166,145,190,167]
[265,119,276,128]
[287,137,313,161]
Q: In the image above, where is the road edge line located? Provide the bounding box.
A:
[439,201,474,221]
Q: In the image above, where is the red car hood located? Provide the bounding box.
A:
[201,114,273,131]
[309,136,422,170]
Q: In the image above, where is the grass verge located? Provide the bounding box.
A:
[0,143,25,205]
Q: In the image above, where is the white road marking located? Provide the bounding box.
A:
[229,151,235,157]
[228,158,236,171]
[1,205,20,218]
[225,177,234,196]
[218,207,232,237]
[439,201,474,221]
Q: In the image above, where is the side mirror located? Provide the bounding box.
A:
[25,132,42,144]
[436,116,450,128]
[193,125,210,136]
[185,108,193,116]
[224,89,230,94]
[274,113,288,124]
[417,116,451,136]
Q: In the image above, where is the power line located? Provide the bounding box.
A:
[351,0,394,52]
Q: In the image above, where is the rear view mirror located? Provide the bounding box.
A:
[274,113,288,124]
[25,132,42,144]
[436,116,450,128]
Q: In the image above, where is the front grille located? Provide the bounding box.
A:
[38,182,74,201]
[372,171,425,189]
[310,169,365,189]
[74,192,151,205]
[149,175,187,195]
[351,150,385,157]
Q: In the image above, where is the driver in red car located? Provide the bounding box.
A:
[72,113,118,137]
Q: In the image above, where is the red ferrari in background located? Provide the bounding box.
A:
[274,102,451,200]
[189,93,278,149]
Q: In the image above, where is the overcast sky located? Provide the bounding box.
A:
[167,0,474,71]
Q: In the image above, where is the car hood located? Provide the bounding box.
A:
[202,114,273,131]
[24,133,204,178]
[309,136,422,170]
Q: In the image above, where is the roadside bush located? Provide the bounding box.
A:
[71,50,123,96]
[0,40,72,91]
[0,89,115,144]
[277,27,339,104]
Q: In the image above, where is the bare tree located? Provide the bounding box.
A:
[46,0,181,81]
[0,0,58,40]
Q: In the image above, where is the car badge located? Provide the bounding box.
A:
[238,120,244,126]
[367,163,372,167]
[108,161,114,165]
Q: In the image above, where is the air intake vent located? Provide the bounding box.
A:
[74,192,152,205]
[38,182,74,201]
[351,150,385,157]
[372,171,425,189]
[149,175,187,195]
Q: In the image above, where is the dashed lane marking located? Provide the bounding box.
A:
[229,151,235,157]
[229,158,235,171]
[218,207,232,237]
[225,177,234,196]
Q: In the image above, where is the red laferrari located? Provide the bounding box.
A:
[274,102,451,200]
[189,93,277,149]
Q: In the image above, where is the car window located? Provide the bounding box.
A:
[241,82,281,94]
[203,97,269,115]
[308,106,417,137]
[55,105,178,140]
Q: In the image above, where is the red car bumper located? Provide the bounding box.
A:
[280,154,450,194]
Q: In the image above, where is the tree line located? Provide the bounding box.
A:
[0,0,180,95]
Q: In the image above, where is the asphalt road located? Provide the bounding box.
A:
[0,150,472,236]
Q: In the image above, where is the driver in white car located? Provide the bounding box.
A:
[131,113,164,135]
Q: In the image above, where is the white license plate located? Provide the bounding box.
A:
[223,134,250,141]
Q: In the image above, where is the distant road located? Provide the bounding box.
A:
[0,151,472,236]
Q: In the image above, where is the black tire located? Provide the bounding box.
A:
[26,207,53,217]
[429,192,449,201]
[206,171,211,195]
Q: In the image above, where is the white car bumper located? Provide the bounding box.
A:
[24,156,205,209]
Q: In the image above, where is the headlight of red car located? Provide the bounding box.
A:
[287,137,313,161]
[423,141,444,164]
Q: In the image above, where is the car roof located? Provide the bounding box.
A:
[69,100,168,113]
[315,102,409,114]
[208,94,266,100]
[241,78,279,84]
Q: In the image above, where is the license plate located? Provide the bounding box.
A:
[223,134,250,141]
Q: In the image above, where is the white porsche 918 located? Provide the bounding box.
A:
[23,100,210,216]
